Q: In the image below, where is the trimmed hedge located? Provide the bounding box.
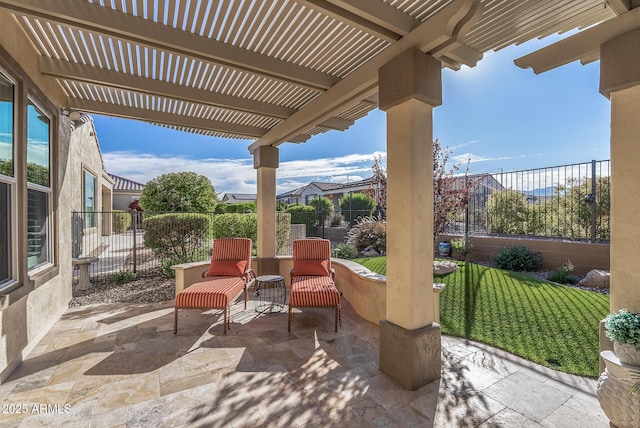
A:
[143,213,212,276]
[285,205,316,235]
[112,210,131,233]
[212,213,291,254]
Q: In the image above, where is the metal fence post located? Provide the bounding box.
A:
[132,210,138,273]
[321,209,325,239]
[591,159,597,243]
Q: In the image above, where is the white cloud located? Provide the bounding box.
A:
[102,150,386,195]
[452,152,519,164]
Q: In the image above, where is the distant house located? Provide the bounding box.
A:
[68,114,114,257]
[222,193,256,204]
[277,177,375,211]
[108,173,145,211]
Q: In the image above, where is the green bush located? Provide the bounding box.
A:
[346,216,386,253]
[225,202,257,213]
[140,171,217,212]
[333,243,357,259]
[112,210,131,233]
[143,213,212,274]
[211,213,291,254]
[548,260,576,284]
[493,246,542,272]
[285,205,316,235]
[339,192,375,224]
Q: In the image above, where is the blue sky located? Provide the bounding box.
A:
[95,32,611,196]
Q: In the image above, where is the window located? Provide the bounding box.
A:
[0,72,13,285]
[27,101,51,270]
[83,170,96,228]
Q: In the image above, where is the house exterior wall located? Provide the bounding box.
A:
[113,191,140,211]
[0,15,72,382]
[68,121,113,254]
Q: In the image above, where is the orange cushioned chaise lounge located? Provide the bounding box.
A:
[289,238,341,332]
[174,237,255,335]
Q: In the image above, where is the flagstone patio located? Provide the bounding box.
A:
[0,299,608,427]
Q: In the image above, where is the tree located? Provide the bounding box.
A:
[368,155,387,212]
[139,172,217,212]
[486,189,539,235]
[339,192,375,224]
[433,139,478,239]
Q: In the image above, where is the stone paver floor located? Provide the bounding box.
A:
[0,299,609,427]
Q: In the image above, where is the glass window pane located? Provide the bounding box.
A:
[27,189,49,269]
[0,74,13,177]
[84,171,95,228]
[0,182,10,283]
[27,102,49,187]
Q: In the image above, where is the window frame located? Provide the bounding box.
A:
[26,98,53,274]
[83,168,97,229]
[0,68,17,290]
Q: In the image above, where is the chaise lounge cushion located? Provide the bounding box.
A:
[293,259,330,277]
[205,260,247,278]
[176,276,245,309]
[290,275,340,308]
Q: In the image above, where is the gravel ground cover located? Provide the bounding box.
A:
[70,274,175,307]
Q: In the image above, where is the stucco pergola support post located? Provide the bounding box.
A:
[378,49,442,390]
[598,28,640,365]
[253,145,279,275]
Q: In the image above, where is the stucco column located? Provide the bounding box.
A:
[254,145,279,274]
[378,49,442,390]
[601,28,640,314]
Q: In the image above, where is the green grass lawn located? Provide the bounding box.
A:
[352,256,610,377]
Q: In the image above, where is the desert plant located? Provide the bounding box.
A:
[330,213,344,226]
[604,309,640,349]
[548,260,577,284]
[333,243,357,259]
[450,237,472,261]
[346,216,386,253]
[109,270,137,284]
[112,210,131,233]
[493,246,542,272]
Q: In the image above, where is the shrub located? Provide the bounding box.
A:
[548,260,576,284]
[143,213,212,274]
[450,237,472,261]
[330,213,344,226]
[493,246,542,272]
[109,270,137,284]
[604,309,640,348]
[346,216,386,253]
[211,213,291,254]
[285,205,316,235]
[333,243,357,259]
[339,192,375,224]
[112,210,131,233]
[225,202,257,213]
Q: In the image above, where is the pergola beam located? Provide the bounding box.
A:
[40,57,296,120]
[515,6,640,74]
[249,0,483,152]
[68,99,268,138]
[0,0,338,91]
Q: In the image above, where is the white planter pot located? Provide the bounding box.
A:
[597,350,640,428]
[614,342,640,366]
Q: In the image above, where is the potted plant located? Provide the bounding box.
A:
[604,309,640,366]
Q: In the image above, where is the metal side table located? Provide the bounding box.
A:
[254,275,286,313]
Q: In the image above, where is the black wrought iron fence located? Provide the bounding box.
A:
[447,159,610,242]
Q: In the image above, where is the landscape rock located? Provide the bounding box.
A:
[359,246,380,257]
[434,260,458,275]
[577,269,610,289]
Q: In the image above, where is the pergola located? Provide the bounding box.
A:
[1,0,638,391]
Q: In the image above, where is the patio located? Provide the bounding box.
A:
[0,298,607,427]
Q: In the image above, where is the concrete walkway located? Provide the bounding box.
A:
[0,299,608,427]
